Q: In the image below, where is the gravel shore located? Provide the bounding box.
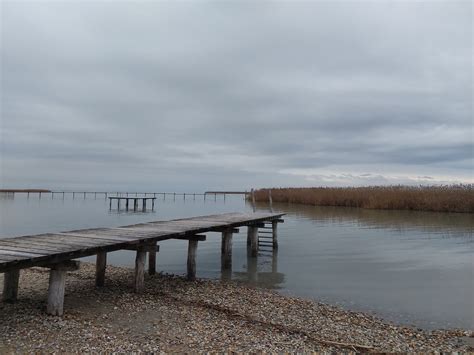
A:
[0,263,472,352]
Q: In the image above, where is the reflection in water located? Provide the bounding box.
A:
[222,245,285,290]
[255,201,473,237]
[0,193,15,201]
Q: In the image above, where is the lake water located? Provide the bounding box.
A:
[0,192,472,330]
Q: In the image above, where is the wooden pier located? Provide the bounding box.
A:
[0,212,284,316]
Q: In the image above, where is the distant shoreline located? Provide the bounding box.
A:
[253,186,474,213]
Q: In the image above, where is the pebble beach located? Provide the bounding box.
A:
[0,263,472,353]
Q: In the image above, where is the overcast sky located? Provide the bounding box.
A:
[1,1,472,191]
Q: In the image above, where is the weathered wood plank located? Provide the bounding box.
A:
[0,240,78,253]
[0,249,47,258]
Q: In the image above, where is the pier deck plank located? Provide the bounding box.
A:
[0,212,284,273]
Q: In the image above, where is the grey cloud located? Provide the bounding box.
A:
[1,0,472,190]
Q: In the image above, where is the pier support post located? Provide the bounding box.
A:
[148,243,157,275]
[2,269,20,303]
[247,250,258,283]
[187,239,198,281]
[142,199,146,212]
[221,230,233,270]
[46,261,80,316]
[96,252,107,287]
[248,226,258,257]
[134,249,146,293]
[272,220,278,249]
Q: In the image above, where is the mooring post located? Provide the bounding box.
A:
[272,220,278,249]
[221,229,233,270]
[248,225,258,257]
[46,261,80,316]
[187,239,198,281]
[96,252,107,287]
[134,249,147,293]
[2,269,20,303]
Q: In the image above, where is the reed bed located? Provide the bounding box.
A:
[253,185,474,213]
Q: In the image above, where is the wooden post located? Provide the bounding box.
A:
[187,239,198,281]
[134,249,146,293]
[272,220,278,249]
[2,269,20,303]
[148,244,157,275]
[46,261,80,316]
[221,230,233,270]
[126,198,129,211]
[247,250,257,283]
[47,269,66,316]
[142,199,146,211]
[251,188,256,212]
[134,198,137,211]
[249,226,258,257]
[152,199,155,210]
[96,252,107,287]
[109,198,112,210]
[269,190,273,212]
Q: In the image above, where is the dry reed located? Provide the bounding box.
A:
[253,185,474,213]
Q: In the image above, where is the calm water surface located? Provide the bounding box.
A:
[0,193,472,330]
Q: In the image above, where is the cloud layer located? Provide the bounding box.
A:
[1,1,472,190]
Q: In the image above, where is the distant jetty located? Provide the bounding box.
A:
[0,189,51,193]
